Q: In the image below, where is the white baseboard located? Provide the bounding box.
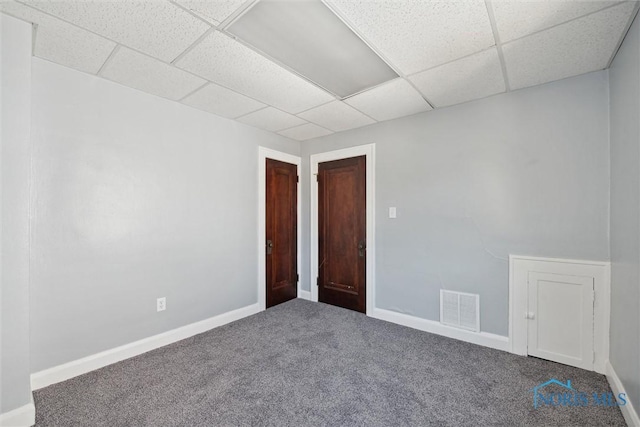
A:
[31,303,262,390]
[369,308,510,352]
[298,290,311,300]
[0,397,35,427]
[606,360,640,427]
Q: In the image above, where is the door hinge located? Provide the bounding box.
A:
[296,273,299,282]
[296,175,299,183]
[316,277,319,286]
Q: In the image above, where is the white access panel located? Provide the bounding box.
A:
[527,272,594,370]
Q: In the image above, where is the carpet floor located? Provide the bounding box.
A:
[34,299,626,426]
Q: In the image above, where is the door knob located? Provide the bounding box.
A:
[525,312,535,320]
[358,241,366,257]
[266,239,273,255]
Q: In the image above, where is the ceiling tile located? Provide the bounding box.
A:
[278,123,333,141]
[491,1,621,43]
[345,78,432,121]
[176,32,335,114]
[237,107,308,132]
[181,82,265,119]
[101,47,206,101]
[173,0,248,25]
[298,101,376,132]
[1,1,115,74]
[23,0,210,62]
[327,0,495,75]
[409,48,505,108]
[503,2,636,90]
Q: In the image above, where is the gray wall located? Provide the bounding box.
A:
[301,71,610,336]
[30,58,299,371]
[1,14,32,413]
[609,12,640,412]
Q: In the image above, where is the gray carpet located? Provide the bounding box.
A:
[34,299,626,426]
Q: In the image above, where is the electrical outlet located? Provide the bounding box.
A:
[157,297,166,312]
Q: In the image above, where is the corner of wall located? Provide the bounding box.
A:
[1,12,34,420]
[607,360,640,427]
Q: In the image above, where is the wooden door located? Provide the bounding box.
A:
[527,272,594,370]
[266,158,297,308]
[318,155,366,313]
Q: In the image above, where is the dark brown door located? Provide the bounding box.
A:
[318,155,366,313]
[266,158,297,308]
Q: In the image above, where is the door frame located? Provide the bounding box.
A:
[509,255,610,373]
[258,147,302,312]
[310,144,375,314]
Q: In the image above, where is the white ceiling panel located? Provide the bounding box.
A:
[181,82,265,119]
[237,107,308,132]
[298,101,375,132]
[491,0,621,43]
[503,2,636,90]
[173,0,249,25]
[176,32,335,114]
[327,0,495,75]
[101,47,206,101]
[410,48,505,108]
[22,0,211,62]
[278,123,333,141]
[345,78,432,121]
[1,1,115,74]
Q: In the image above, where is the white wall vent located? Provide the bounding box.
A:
[440,290,480,332]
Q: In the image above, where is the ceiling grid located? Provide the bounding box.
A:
[2,0,638,141]
[96,44,121,77]
[484,0,512,92]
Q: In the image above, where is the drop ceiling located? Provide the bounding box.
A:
[2,0,638,141]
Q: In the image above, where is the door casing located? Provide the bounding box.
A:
[310,144,375,314]
[258,147,301,311]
